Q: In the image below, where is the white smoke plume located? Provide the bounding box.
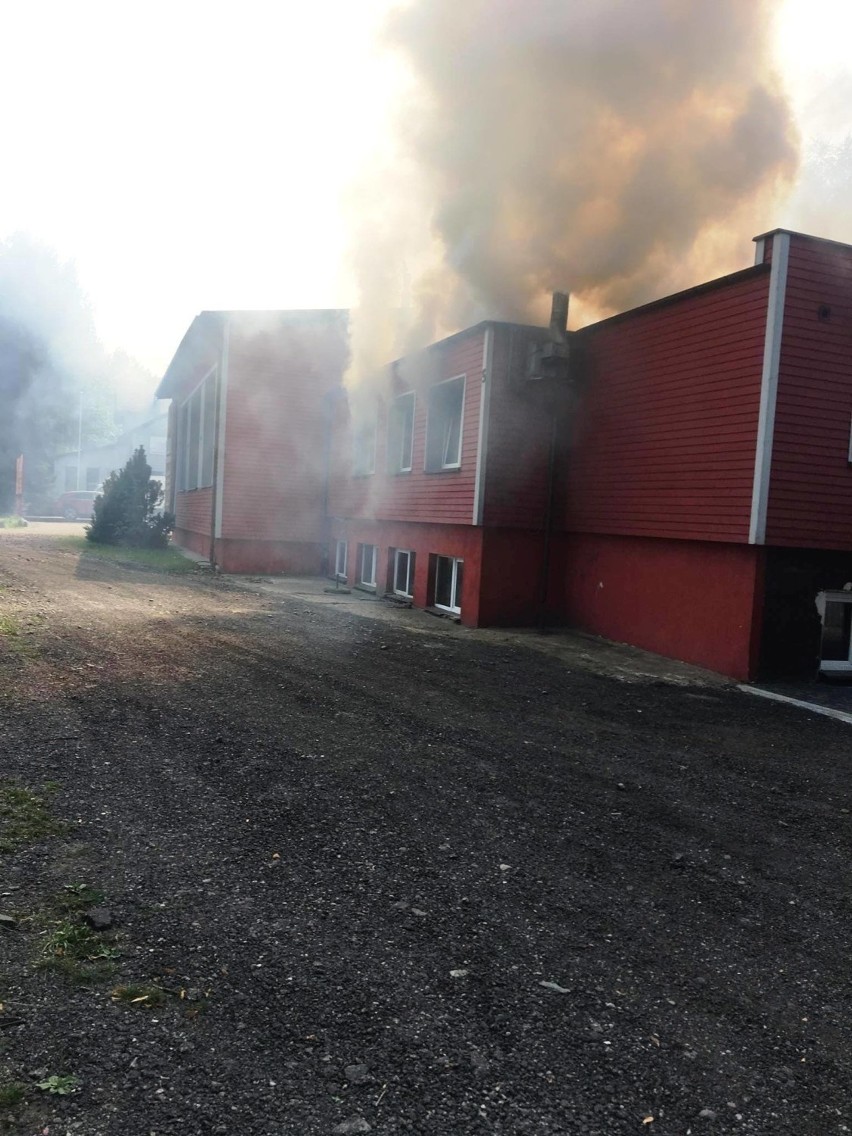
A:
[346,0,798,387]
[0,234,159,510]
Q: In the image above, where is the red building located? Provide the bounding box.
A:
[160,230,852,682]
[156,309,348,573]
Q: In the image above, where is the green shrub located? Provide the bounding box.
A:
[87,447,174,549]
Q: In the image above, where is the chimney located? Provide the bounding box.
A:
[526,290,573,383]
[549,291,569,342]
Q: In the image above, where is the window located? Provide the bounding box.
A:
[818,591,852,673]
[149,434,167,460]
[188,391,201,486]
[85,467,99,490]
[426,376,465,471]
[353,413,377,476]
[359,543,377,588]
[334,540,348,580]
[64,467,77,492]
[177,369,216,492]
[201,385,216,487]
[176,403,188,492]
[388,392,414,473]
[391,548,415,597]
[433,555,463,614]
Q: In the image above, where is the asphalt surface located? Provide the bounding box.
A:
[0,528,850,1135]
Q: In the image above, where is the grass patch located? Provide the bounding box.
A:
[58,535,198,573]
[0,615,21,637]
[0,1080,27,1109]
[39,918,120,984]
[0,516,26,529]
[111,983,168,1007]
[0,781,62,854]
[54,883,104,913]
[36,1074,79,1095]
[0,613,43,660]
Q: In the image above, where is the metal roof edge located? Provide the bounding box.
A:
[752,227,852,253]
[575,262,771,337]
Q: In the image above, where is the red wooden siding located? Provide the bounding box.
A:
[551,532,764,680]
[327,328,485,526]
[175,486,213,550]
[765,234,852,549]
[220,313,347,547]
[327,519,485,626]
[482,324,556,530]
[561,267,771,543]
[479,528,547,625]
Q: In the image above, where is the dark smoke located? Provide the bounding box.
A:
[347,0,798,383]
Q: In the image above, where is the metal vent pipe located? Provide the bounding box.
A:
[549,291,569,340]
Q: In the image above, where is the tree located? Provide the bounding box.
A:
[87,447,174,549]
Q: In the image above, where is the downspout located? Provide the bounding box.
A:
[473,324,494,526]
[538,412,558,629]
[537,292,570,629]
[320,386,342,577]
[209,315,230,568]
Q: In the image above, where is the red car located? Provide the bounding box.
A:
[55,490,98,520]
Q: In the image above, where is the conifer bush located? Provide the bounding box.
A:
[86,447,174,549]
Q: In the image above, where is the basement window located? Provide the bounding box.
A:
[391,548,415,597]
[425,376,465,471]
[359,543,377,589]
[433,554,463,614]
[818,591,852,674]
[388,392,415,473]
[334,540,348,581]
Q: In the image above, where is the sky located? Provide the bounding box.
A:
[0,0,849,389]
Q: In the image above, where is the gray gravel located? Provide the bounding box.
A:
[0,531,850,1135]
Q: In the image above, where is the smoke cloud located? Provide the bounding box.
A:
[346,0,798,386]
[0,234,158,511]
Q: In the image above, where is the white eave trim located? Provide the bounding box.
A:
[472,325,494,525]
[749,232,790,545]
[214,315,230,540]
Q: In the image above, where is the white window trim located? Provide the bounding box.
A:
[392,548,414,597]
[749,232,790,544]
[434,555,463,614]
[817,589,852,673]
[425,374,466,472]
[388,391,415,474]
[334,540,348,580]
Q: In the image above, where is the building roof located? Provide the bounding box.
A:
[155,309,348,399]
[752,227,852,252]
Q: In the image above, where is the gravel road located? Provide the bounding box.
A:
[0,527,850,1135]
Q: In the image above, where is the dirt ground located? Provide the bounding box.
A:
[0,526,850,1136]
